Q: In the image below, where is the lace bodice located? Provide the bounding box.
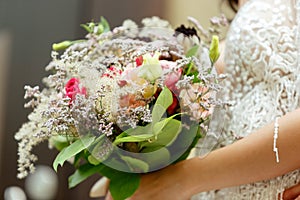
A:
[194,0,300,199]
[224,0,299,140]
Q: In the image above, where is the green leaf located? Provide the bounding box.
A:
[73,150,86,168]
[101,158,131,175]
[118,124,151,137]
[88,155,101,165]
[52,39,85,51]
[110,173,140,200]
[140,147,170,170]
[152,114,180,135]
[113,133,154,145]
[80,23,92,33]
[186,45,199,57]
[68,163,103,188]
[142,118,182,148]
[52,40,73,51]
[121,156,149,173]
[190,71,201,83]
[171,124,202,163]
[100,16,110,32]
[96,164,141,200]
[152,87,173,124]
[53,135,95,171]
[89,135,113,163]
[113,87,173,145]
[113,125,154,145]
[49,135,72,151]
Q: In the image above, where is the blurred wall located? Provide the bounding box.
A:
[0,0,91,199]
[0,30,11,179]
[88,0,167,27]
[165,0,222,28]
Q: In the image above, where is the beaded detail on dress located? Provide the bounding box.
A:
[194,0,300,199]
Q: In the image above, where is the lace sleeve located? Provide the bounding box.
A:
[219,0,300,139]
[198,0,300,155]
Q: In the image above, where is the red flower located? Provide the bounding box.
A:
[135,56,143,67]
[65,78,86,103]
[167,93,179,115]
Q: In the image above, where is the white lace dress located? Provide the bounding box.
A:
[193,0,300,199]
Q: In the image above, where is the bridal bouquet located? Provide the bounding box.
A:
[15,16,226,200]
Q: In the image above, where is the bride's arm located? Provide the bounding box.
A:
[128,108,300,200]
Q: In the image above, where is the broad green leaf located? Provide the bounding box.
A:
[88,155,101,165]
[117,124,151,137]
[140,147,170,170]
[100,16,110,32]
[186,45,199,57]
[52,41,73,51]
[52,39,85,51]
[152,114,181,136]
[96,163,118,179]
[152,87,173,123]
[80,23,92,33]
[113,125,153,146]
[142,118,182,148]
[154,87,173,111]
[175,124,201,149]
[121,156,149,173]
[49,135,72,151]
[110,173,140,200]
[101,158,131,175]
[53,135,95,171]
[68,163,103,188]
[152,104,167,124]
[113,133,154,145]
[73,150,86,168]
[95,164,141,200]
[89,135,113,163]
[171,125,202,163]
[113,88,173,145]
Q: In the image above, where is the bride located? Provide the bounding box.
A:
[106,0,300,199]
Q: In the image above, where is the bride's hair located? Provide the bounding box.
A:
[227,0,238,12]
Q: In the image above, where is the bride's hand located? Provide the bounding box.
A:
[105,159,194,200]
[128,161,194,200]
[283,183,300,200]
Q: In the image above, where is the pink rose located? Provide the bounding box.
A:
[160,60,182,92]
[65,78,86,103]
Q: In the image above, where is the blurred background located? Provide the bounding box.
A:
[0,0,232,199]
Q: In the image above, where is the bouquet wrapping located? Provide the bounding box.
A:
[15,16,226,200]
